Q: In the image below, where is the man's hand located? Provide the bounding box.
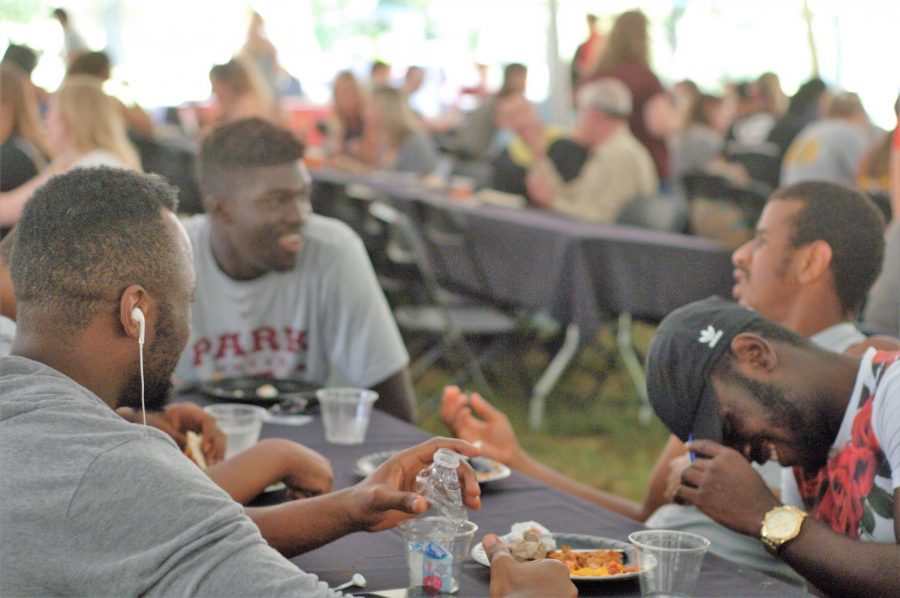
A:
[441,386,522,466]
[278,441,334,499]
[345,437,481,532]
[159,403,227,465]
[115,404,226,466]
[525,172,555,208]
[676,440,781,536]
[483,534,577,598]
[663,453,691,504]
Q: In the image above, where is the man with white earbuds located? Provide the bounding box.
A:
[0,167,574,598]
[174,118,416,421]
[0,226,228,463]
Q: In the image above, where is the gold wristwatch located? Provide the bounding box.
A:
[760,505,808,552]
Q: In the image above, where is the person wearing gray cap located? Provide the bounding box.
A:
[525,77,658,223]
[646,296,900,597]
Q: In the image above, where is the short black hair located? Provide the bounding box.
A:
[2,44,38,75]
[11,167,180,332]
[772,181,885,314]
[197,117,304,202]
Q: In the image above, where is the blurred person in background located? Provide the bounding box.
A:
[67,50,154,138]
[2,44,49,110]
[489,93,588,200]
[670,93,725,183]
[401,66,425,101]
[449,62,528,162]
[592,9,674,184]
[0,65,53,192]
[781,92,873,188]
[335,87,437,176]
[757,72,789,118]
[570,13,605,98]
[239,11,302,99]
[325,70,367,159]
[857,94,899,206]
[526,78,657,223]
[671,79,700,131]
[766,78,830,170]
[0,75,141,227]
[206,57,282,130]
[718,79,780,187]
[369,60,391,89]
[52,7,88,66]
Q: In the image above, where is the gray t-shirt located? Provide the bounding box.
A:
[780,119,871,188]
[174,214,408,388]
[0,355,340,597]
[393,132,438,175]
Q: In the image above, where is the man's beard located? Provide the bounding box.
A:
[732,368,832,473]
[116,303,178,413]
[117,371,173,412]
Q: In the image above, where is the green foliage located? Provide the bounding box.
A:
[416,322,668,502]
[0,0,44,23]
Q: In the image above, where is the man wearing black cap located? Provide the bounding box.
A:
[647,296,900,596]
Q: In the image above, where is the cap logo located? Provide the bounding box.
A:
[698,325,723,348]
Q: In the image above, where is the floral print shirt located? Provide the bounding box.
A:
[783,349,900,542]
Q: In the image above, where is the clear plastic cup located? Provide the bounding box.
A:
[203,404,266,459]
[628,530,710,598]
[315,387,379,445]
[397,517,478,594]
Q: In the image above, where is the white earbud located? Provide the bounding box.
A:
[131,307,147,426]
[131,307,145,345]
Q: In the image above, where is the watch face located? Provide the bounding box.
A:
[767,509,800,538]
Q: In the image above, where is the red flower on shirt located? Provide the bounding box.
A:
[824,445,867,538]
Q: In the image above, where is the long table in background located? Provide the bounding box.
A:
[310,169,735,427]
[242,410,799,597]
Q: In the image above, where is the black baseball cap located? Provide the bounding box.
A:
[646,296,766,442]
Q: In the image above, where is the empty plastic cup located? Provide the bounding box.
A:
[316,387,378,445]
[397,517,478,594]
[629,530,710,597]
[203,404,266,459]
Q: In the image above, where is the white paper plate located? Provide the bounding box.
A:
[470,533,638,582]
[354,451,512,484]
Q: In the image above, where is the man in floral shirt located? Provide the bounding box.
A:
[647,297,900,596]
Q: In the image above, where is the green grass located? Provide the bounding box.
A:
[412,322,670,502]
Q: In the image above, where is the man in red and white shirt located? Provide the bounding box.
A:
[647,297,900,596]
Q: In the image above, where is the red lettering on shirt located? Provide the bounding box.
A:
[192,338,211,367]
[284,327,308,352]
[215,333,247,359]
[252,326,280,352]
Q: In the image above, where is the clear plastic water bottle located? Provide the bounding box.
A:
[415,448,467,522]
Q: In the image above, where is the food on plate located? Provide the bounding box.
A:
[547,545,637,577]
[507,529,552,562]
[255,383,279,399]
[472,458,504,482]
[184,431,208,469]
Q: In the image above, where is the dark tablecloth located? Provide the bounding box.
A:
[310,169,734,339]
[241,408,798,597]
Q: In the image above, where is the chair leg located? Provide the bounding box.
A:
[410,341,451,381]
[528,323,580,430]
[616,313,652,425]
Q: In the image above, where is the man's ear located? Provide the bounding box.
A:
[119,284,150,342]
[730,332,778,373]
[796,240,833,285]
